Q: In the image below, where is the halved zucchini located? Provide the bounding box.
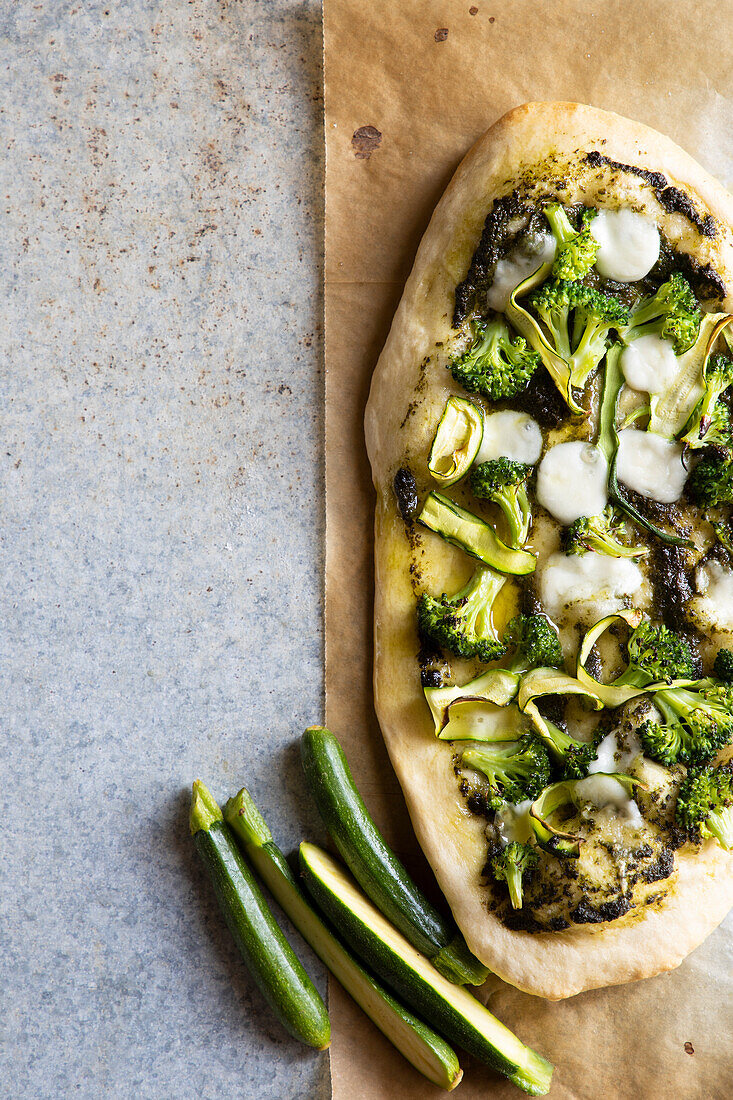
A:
[225,789,462,1091]
[300,842,554,1096]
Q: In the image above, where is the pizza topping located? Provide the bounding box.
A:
[448,316,541,400]
[589,208,661,282]
[428,396,484,485]
[543,203,598,282]
[677,351,733,450]
[615,429,687,503]
[563,505,648,559]
[538,550,644,622]
[485,231,556,312]
[393,466,418,520]
[470,458,533,547]
[676,761,733,849]
[536,441,608,525]
[414,183,733,931]
[691,559,733,632]
[573,773,644,824]
[474,410,543,465]
[622,272,701,354]
[418,491,536,574]
[417,565,508,663]
[620,334,678,394]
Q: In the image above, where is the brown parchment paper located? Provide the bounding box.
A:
[323,2,733,1096]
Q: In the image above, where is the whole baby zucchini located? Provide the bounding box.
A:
[300,842,553,1096]
[225,787,462,1091]
[189,780,330,1050]
[300,726,489,986]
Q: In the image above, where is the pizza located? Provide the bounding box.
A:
[364,102,733,1000]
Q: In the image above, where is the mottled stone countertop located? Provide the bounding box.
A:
[2,2,329,1096]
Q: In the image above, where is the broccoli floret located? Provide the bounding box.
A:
[417,565,507,663]
[688,452,733,507]
[462,736,551,806]
[502,613,563,674]
[449,317,541,400]
[622,273,702,354]
[676,761,733,849]
[528,279,629,390]
[678,354,733,450]
[711,519,733,554]
[613,620,697,689]
[470,458,532,546]
[639,682,733,766]
[713,649,733,683]
[535,718,598,779]
[564,506,647,559]
[544,204,598,281]
[489,841,539,909]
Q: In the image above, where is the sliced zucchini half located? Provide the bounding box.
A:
[301,726,488,985]
[224,789,462,1091]
[428,396,484,486]
[418,492,536,575]
[300,842,554,1097]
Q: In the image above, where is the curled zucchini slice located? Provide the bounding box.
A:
[428,396,484,486]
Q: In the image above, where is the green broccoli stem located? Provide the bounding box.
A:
[707,809,733,848]
[598,345,692,548]
[503,861,523,909]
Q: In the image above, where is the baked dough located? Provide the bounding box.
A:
[364,102,733,999]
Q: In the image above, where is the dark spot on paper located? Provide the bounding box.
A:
[351,125,382,160]
[684,1042,695,1055]
[469,5,478,13]
[434,27,449,41]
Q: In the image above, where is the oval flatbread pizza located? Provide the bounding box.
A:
[364,101,733,1000]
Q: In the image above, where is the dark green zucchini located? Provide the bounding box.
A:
[300,725,489,986]
[189,780,330,1050]
[300,842,553,1096]
[224,787,462,1091]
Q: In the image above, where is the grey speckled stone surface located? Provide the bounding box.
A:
[1,2,329,1097]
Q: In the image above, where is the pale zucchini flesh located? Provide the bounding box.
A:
[224,791,462,1091]
[300,842,554,1096]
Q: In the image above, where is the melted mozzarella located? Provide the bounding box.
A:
[615,429,687,503]
[620,335,678,394]
[536,441,608,525]
[589,209,660,282]
[539,551,644,621]
[486,233,556,311]
[475,411,543,465]
[496,799,533,844]
[693,560,733,631]
[588,730,641,776]
[574,774,643,825]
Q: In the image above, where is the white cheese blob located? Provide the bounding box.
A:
[486,233,556,312]
[588,730,641,776]
[539,551,644,621]
[693,560,733,631]
[620,334,679,394]
[536,441,608,525]
[495,799,533,844]
[615,429,687,503]
[589,208,660,282]
[574,773,643,825]
[475,411,543,466]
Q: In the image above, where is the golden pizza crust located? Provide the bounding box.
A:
[364,102,733,1000]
